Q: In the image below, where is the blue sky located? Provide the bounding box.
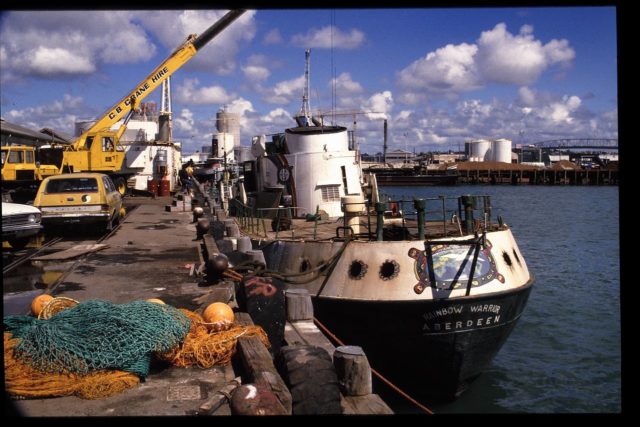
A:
[0,7,618,155]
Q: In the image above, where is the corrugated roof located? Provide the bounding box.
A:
[0,118,70,145]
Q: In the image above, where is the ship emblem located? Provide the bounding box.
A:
[408,240,504,294]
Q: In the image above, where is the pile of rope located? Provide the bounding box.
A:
[158,308,269,368]
[4,299,268,400]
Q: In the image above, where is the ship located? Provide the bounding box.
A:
[222,120,533,401]
[218,51,533,401]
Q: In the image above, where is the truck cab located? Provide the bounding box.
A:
[1,145,58,182]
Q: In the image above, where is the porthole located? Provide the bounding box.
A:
[299,258,312,273]
[512,249,521,264]
[379,260,400,281]
[349,260,368,280]
[502,251,513,267]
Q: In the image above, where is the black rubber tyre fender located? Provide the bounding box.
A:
[276,345,342,415]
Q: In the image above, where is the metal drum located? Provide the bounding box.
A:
[147,179,158,196]
[158,177,170,197]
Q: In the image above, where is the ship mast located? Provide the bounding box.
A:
[295,49,313,127]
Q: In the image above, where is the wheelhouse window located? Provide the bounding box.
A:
[320,185,341,202]
[45,178,99,193]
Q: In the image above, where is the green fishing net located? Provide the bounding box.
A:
[4,300,191,378]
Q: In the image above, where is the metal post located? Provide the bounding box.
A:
[414,199,426,240]
[375,202,386,241]
[460,195,475,234]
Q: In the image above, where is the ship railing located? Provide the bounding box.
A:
[230,198,302,239]
[340,195,493,242]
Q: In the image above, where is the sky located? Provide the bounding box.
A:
[0,7,618,155]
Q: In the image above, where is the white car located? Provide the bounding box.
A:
[2,202,43,250]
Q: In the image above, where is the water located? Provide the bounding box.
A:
[378,185,621,414]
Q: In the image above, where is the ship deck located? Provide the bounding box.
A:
[234,213,475,242]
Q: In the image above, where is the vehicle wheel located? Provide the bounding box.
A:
[275,345,342,415]
[8,237,30,250]
[114,177,127,196]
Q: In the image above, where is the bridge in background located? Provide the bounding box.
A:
[529,138,618,150]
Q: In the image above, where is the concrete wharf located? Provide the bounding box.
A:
[6,189,395,416]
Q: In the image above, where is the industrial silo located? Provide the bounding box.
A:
[216,109,240,147]
[492,138,512,163]
[464,141,473,159]
[471,139,491,162]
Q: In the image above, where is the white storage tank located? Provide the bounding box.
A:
[492,138,512,163]
[216,109,240,147]
[470,139,491,162]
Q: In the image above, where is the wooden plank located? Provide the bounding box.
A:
[192,282,235,307]
[236,334,292,414]
[341,394,394,415]
[32,244,109,261]
[284,320,336,358]
[234,311,292,413]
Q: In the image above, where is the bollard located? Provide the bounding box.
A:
[192,206,204,223]
[460,195,475,234]
[196,218,210,239]
[237,236,252,252]
[226,223,240,238]
[206,252,229,284]
[414,199,426,240]
[246,250,266,268]
[375,202,387,241]
[333,345,372,396]
[285,288,313,321]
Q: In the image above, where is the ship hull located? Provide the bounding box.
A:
[312,281,533,401]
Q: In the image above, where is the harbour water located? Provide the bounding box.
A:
[375,185,621,414]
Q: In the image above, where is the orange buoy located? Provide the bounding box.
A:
[31,294,54,317]
[146,298,166,305]
[203,302,234,331]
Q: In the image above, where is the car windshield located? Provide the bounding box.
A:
[45,178,98,193]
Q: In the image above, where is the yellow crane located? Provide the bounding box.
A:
[6,9,246,195]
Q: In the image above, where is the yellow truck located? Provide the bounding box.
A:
[2,9,246,196]
[1,145,58,182]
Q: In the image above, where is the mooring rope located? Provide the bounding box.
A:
[313,316,434,415]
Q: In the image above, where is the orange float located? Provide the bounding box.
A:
[202,302,234,331]
[31,294,54,317]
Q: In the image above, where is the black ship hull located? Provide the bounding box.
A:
[312,281,533,401]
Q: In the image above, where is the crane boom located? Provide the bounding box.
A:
[73,9,246,149]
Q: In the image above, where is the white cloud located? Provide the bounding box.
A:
[18,47,96,76]
[397,43,481,93]
[174,78,233,105]
[133,10,256,75]
[173,108,196,134]
[291,25,365,49]
[476,23,575,86]
[264,75,305,105]
[3,94,88,136]
[362,91,393,120]
[518,86,536,106]
[263,28,283,45]
[396,22,575,102]
[242,65,271,83]
[330,72,364,95]
[0,11,156,81]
